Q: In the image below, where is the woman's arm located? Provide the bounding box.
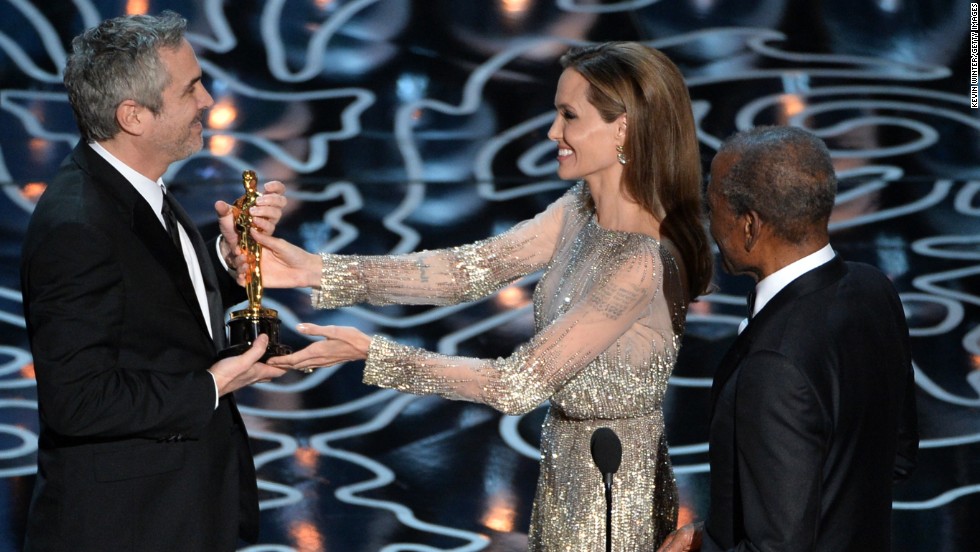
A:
[251,192,572,308]
[269,238,666,416]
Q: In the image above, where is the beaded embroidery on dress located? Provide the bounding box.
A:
[313,183,688,550]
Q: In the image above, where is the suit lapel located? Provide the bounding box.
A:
[710,330,753,415]
[710,256,849,410]
[73,144,216,346]
[165,195,226,349]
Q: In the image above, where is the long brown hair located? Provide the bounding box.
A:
[560,42,712,299]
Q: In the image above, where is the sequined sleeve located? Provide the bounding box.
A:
[363,238,664,415]
[311,194,572,309]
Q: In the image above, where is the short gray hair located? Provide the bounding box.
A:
[716,126,837,243]
[63,10,187,142]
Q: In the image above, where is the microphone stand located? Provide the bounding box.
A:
[590,427,622,552]
[603,471,613,552]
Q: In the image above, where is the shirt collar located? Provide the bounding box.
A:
[752,243,835,317]
[88,141,167,221]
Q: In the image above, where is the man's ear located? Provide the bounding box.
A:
[743,210,763,251]
[115,100,144,136]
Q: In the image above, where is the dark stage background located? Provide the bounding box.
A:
[1,1,979,550]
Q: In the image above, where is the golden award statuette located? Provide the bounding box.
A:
[219,170,292,362]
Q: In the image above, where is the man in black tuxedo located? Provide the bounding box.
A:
[659,126,918,551]
[20,11,288,551]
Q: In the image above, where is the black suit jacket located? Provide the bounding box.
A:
[20,143,258,551]
[703,256,918,552]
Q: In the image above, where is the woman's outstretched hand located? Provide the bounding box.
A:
[216,180,287,271]
[266,324,372,372]
[234,229,322,289]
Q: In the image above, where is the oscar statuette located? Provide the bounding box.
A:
[219,170,292,362]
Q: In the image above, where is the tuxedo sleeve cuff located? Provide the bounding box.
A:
[207,371,219,410]
[215,235,231,273]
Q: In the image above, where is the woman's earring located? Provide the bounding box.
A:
[616,145,627,166]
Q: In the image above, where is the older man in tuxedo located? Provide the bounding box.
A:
[20,11,288,551]
[660,126,918,551]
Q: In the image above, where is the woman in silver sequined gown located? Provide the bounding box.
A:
[250,42,713,551]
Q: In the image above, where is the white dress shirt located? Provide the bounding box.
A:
[738,244,836,333]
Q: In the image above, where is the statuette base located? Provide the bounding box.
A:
[219,307,292,362]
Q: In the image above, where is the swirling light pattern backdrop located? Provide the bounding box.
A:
[0,1,977,550]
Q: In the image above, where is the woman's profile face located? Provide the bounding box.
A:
[547,68,624,186]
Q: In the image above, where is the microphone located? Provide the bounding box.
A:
[591,427,622,552]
